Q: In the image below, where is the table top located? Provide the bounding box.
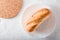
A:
[0,0,60,40]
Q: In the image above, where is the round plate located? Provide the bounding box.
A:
[22,3,57,38]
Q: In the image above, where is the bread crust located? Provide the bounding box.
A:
[25,8,51,32]
[0,0,23,18]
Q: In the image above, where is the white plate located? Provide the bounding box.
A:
[22,3,57,38]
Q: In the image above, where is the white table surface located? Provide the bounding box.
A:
[0,0,60,40]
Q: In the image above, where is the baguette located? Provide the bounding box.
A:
[25,8,51,32]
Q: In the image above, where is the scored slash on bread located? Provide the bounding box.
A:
[25,8,51,32]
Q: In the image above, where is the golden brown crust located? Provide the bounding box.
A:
[0,0,23,18]
[26,8,51,32]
